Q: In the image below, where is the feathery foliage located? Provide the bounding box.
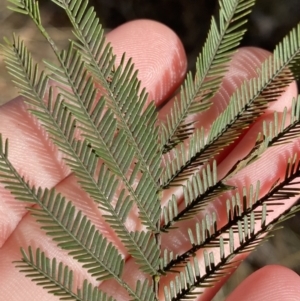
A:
[1,0,300,300]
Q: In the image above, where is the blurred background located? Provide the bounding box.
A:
[1,0,300,299]
[1,0,300,101]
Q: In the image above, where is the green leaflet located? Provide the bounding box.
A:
[161,161,233,232]
[16,247,117,301]
[164,161,300,299]
[1,34,160,276]
[162,22,300,188]
[53,0,161,204]
[0,136,125,284]
[223,96,300,180]
[1,0,300,300]
[161,0,256,153]
[8,0,161,231]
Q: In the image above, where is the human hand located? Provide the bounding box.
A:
[0,19,300,301]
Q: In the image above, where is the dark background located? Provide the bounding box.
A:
[43,0,300,69]
[1,0,300,299]
[1,0,299,99]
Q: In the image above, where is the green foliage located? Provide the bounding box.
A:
[1,0,300,300]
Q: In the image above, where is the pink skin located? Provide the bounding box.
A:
[0,19,299,300]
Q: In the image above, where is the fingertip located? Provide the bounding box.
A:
[224,46,298,112]
[106,19,187,106]
[217,47,271,112]
[226,265,300,301]
[267,79,298,112]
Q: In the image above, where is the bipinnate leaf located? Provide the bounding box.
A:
[0,139,124,282]
[161,0,256,152]
[52,0,162,221]
[15,247,117,301]
[1,35,159,276]
[164,198,300,300]
[52,0,159,165]
[1,0,300,300]
[161,160,233,231]
[0,135,156,300]
[8,0,161,232]
[134,279,156,301]
[163,22,300,187]
[224,96,300,179]
[164,152,300,277]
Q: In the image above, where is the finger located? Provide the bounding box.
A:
[102,47,299,299]
[94,46,298,300]
[0,19,187,247]
[196,120,300,300]
[154,136,300,300]
[160,46,298,206]
[156,47,298,298]
[161,46,298,299]
[0,176,101,301]
[44,46,296,301]
[97,121,300,300]
[158,46,297,157]
[0,172,150,301]
[0,99,69,248]
[159,47,275,205]
[106,19,187,106]
[0,19,187,301]
[159,47,272,125]
[226,265,300,301]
